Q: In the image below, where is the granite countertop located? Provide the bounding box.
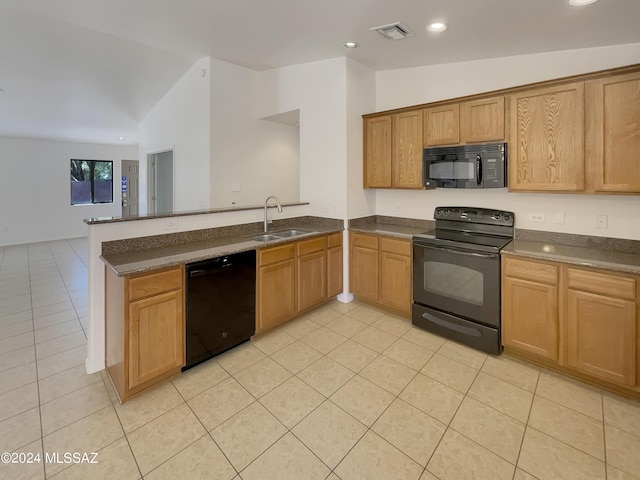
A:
[102,225,342,277]
[349,223,429,239]
[348,216,433,240]
[502,240,640,275]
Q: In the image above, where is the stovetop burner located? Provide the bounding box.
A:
[413,206,515,253]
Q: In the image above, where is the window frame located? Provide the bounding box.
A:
[70,159,114,205]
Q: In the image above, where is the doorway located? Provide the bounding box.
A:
[121,160,139,217]
[148,149,174,214]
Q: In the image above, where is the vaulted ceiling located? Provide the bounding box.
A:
[1,0,639,145]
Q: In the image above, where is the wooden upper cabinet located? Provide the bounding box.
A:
[364,115,392,187]
[460,96,505,143]
[424,104,460,146]
[392,110,423,188]
[509,82,585,192]
[585,71,640,193]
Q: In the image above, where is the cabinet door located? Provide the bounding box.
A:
[424,104,460,146]
[502,277,558,361]
[257,260,296,333]
[298,251,326,312]
[392,110,423,188]
[566,289,636,386]
[461,96,505,143]
[327,246,343,298]
[509,83,584,192]
[586,71,640,193]
[351,246,379,301]
[379,251,411,313]
[128,290,184,389]
[364,115,392,188]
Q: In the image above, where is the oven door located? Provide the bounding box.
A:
[412,241,500,327]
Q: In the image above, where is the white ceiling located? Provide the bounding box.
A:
[1,0,639,145]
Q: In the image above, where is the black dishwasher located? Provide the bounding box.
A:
[184,250,256,370]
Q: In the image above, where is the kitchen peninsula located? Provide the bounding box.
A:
[83,201,346,376]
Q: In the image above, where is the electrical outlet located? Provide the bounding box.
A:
[163,219,178,230]
[528,213,545,223]
[596,214,608,229]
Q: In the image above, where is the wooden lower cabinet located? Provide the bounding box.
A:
[105,265,185,403]
[350,232,412,316]
[351,244,379,302]
[327,233,343,298]
[128,289,184,388]
[257,244,296,333]
[379,238,412,314]
[502,276,558,361]
[256,233,342,335]
[565,269,637,387]
[502,254,640,396]
[502,257,559,360]
[297,237,327,312]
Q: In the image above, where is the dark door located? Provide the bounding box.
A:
[121,160,139,217]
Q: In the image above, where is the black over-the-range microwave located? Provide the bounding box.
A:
[423,142,507,189]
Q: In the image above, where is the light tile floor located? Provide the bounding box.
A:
[1,239,640,479]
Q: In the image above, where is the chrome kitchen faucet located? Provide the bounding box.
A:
[264,195,283,233]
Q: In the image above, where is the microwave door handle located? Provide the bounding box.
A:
[414,242,498,259]
[476,154,482,186]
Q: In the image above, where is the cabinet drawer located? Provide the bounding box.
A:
[380,237,411,256]
[351,232,378,250]
[567,268,636,300]
[259,243,295,266]
[297,237,326,256]
[503,257,558,285]
[128,267,183,302]
[327,233,343,248]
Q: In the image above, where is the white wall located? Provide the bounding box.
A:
[138,57,212,213]
[0,136,137,246]
[257,57,349,219]
[209,58,300,208]
[374,43,640,240]
[346,58,376,219]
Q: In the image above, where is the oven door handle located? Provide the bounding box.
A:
[414,242,498,259]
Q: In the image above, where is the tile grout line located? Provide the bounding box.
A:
[420,347,490,479]
[172,381,243,479]
[46,240,88,341]
[103,375,144,480]
[512,365,542,480]
[26,243,47,480]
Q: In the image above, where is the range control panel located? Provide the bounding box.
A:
[434,207,514,227]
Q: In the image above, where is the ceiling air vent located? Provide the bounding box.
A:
[370,22,414,40]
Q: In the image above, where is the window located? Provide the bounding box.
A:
[70,160,113,205]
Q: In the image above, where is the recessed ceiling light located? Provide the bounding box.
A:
[343,42,359,48]
[427,22,448,33]
[117,136,125,141]
[569,0,598,5]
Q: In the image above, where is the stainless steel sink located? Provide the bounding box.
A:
[251,234,281,242]
[273,228,314,238]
